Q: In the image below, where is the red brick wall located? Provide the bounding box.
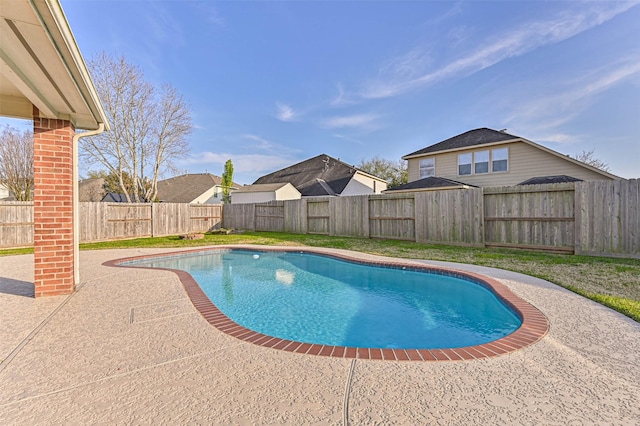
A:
[33,108,76,297]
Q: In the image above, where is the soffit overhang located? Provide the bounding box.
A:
[0,0,109,130]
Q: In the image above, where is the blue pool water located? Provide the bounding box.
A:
[130,250,522,349]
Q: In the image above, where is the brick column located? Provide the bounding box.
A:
[33,107,76,297]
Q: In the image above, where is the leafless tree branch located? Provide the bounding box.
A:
[80,52,192,202]
[0,125,34,201]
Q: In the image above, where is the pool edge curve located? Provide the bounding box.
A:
[103,245,550,362]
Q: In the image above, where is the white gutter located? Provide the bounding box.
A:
[72,123,105,284]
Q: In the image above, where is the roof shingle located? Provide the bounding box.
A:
[253,154,377,196]
[385,176,474,192]
[403,128,520,158]
[157,173,240,203]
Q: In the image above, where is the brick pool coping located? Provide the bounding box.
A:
[104,245,549,361]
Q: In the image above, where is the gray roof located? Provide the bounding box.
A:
[233,183,292,193]
[78,178,105,202]
[385,176,474,192]
[156,173,240,203]
[254,154,380,196]
[101,192,147,203]
[518,175,583,186]
[404,128,520,158]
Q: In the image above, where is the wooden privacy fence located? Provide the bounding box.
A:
[483,184,576,252]
[223,179,640,258]
[0,202,222,247]
[0,201,34,248]
[576,179,640,256]
[1,180,638,258]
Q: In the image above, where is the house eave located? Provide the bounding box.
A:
[354,170,388,183]
[383,185,470,194]
[0,0,109,130]
[402,138,521,160]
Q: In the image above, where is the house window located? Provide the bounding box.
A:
[492,147,508,172]
[458,153,472,175]
[474,150,489,174]
[419,158,435,178]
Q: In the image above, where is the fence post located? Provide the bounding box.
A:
[574,182,582,255]
[151,203,156,237]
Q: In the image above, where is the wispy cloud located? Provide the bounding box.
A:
[275,102,296,122]
[145,3,185,46]
[332,134,364,145]
[196,3,225,28]
[240,134,301,154]
[360,2,635,100]
[241,134,274,150]
[506,54,640,131]
[330,83,358,107]
[182,152,295,176]
[322,113,382,130]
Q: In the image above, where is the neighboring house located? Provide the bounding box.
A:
[101,193,146,203]
[0,183,14,201]
[156,173,241,204]
[254,154,388,197]
[78,178,106,202]
[231,183,301,204]
[391,128,618,192]
[517,175,583,185]
[384,176,476,194]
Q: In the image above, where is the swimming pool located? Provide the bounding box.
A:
[113,246,548,360]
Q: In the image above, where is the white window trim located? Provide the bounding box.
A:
[491,147,509,173]
[458,153,472,176]
[453,147,509,176]
[474,150,489,174]
[419,158,436,178]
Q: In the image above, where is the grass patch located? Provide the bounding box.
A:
[2,231,639,321]
[0,247,33,256]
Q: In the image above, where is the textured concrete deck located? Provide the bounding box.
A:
[1,246,639,425]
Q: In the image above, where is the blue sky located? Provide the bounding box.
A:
[9,1,640,183]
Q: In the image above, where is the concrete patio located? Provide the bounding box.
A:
[1,247,639,424]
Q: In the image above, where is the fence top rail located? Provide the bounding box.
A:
[103,203,153,207]
[484,182,576,195]
[0,201,34,206]
[369,193,416,200]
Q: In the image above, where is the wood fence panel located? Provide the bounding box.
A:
[369,195,415,240]
[416,189,483,246]
[223,203,255,230]
[0,201,33,248]
[105,203,152,240]
[152,203,189,237]
[189,204,222,233]
[307,198,330,234]
[79,202,107,242]
[284,199,307,234]
[575,179,640,257]
[330,196,369,237]
[255,201,284,232]
[484,183,575,252]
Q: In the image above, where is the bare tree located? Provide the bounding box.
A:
[573,149,610,172]
[358,156,408,188]
[0,125,33,201]
[80,52,192,202]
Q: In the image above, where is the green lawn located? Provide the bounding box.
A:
[2,231,639,322]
